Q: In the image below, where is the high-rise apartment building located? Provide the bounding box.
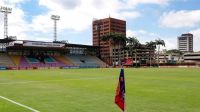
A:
[92,17,126,65]
[178,33,193,52]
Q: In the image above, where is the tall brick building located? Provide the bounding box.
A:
[178,33,193,53]
[92,17,126,65]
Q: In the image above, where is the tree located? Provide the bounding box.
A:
[126,37,141,67]
[101,33,126,66]
[166,49,183,63]
[145,41,156,67]
[155,39,165,66]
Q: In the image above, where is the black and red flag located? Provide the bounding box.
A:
[115,68,126,111]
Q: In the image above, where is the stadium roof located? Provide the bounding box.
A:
[6,40,98,51]
[0,38,16,43]
[6,46,67,51]
[17,40,98,48]
[66,43,98,48]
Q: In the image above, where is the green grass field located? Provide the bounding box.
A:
[0,68,200,112]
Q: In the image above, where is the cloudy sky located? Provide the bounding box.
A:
[0,0,200,51]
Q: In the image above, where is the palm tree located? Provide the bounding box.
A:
[101,33,126,66]
[166,49,183,63]
[155,39,165,67]
[146,41,156,67]
[126,37,141,67]
[114,33,126,66]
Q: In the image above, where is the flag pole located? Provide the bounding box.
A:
[115,62,126,112]
[121,63,126,112]
[123,73,126,112]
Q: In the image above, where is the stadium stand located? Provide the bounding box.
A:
[20,56,30,68]
[10,55,21,66]
[0,54,15,67]
[44,56,56,63]
[0,54,106,69]
[21,56,66,68]
[86,55,107,67]
[66,55,106,68]
[26,56,40,63]
[54,56,73,65]
[0,40,107,69]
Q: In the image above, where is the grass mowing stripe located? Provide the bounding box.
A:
[1,68,199,112]
[0,96,40,112]
[0,77,115,85]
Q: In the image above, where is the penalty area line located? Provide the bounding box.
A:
[0,95,40,112]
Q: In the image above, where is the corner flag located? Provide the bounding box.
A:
[115,68,126,111]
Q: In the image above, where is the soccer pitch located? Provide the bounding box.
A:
[0,68,200,112]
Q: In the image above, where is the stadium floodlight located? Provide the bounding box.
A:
[0,6,12,39]
[51,15,60,42]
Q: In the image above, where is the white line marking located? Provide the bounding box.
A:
[0,77,114,85]
[0,95,40,112]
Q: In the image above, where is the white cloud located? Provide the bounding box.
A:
[160,10,200,28]
[119,11,141,19]
[30,14,52,33]
[9,8,30,39]
[35,0,170,32]
[0,0,171,42]
[39,0,81,10]
[2,0,25,4]
[127,29,200,52]
[0,1,29,40]
[128,0,170,7]
[127,29,177,50]
[36,0,142,32]
[127,29,159,43]
[163,38,177,50]
[190,29,200,52]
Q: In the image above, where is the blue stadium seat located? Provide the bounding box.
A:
[26,57,39,63]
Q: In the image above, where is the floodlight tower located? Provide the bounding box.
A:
[0,6,12,39]
[51,15,60,42]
